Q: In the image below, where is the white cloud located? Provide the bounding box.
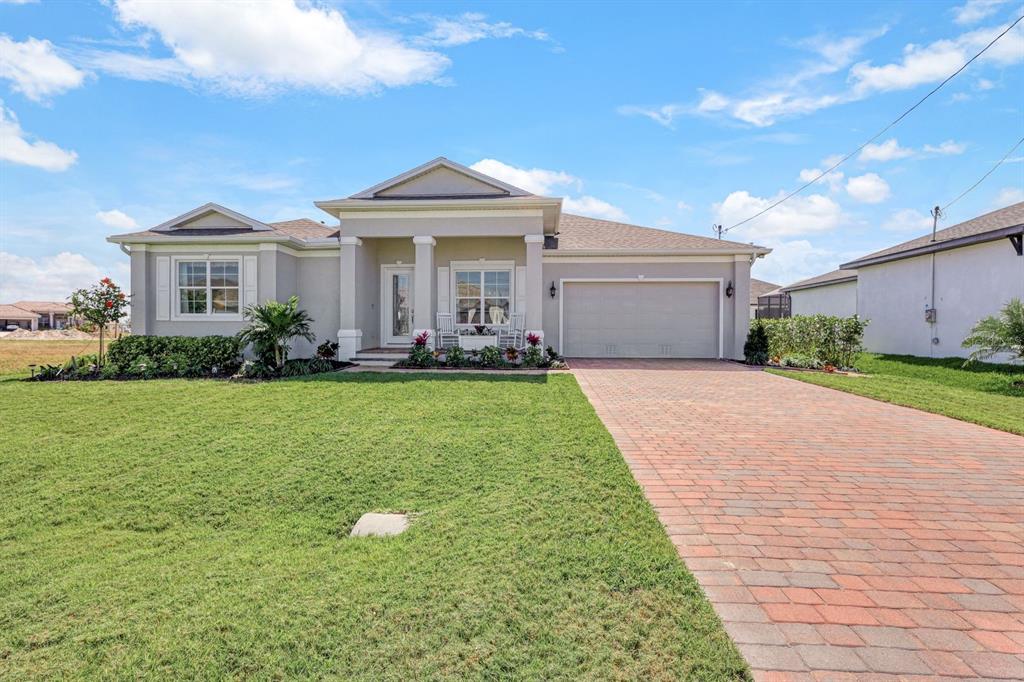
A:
[676,200,693,211]
[953,0,1011,25]
[750,239,847,286]
[418,12,550,47]
[975,77,996,90]
[563,196,628,222]
[616,103,689,128]
[0,101,77,171]
[714,190,843,241]
[882,208,934,232]
[993,186,1024,207]
[846,173,891,203]
[0,251,127,301]
[923,140,967,155]
[95,209,138,229]
[90,0,449,97]
[0,35,86,101]
[798,167,845,192]
[859,138,915,162]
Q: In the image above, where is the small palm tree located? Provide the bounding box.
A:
[237,296,315,369]
[962,298,1024,363]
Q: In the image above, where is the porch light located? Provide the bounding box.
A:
[549,281,557,298]
[726,280,734,298]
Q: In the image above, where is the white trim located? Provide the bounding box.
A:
[412,235,437,246]
[339,236,363,246]
[523,234,545,244]
[543,255,740,263]
[347,157,532,199]
[151,202,273,233]
[138,243,338,257]
[242,255,258,309]
[155,256,170,321]
[380,264,415,346]
[334,208,546,220]
[448,259,516,328]
[170,255,245,322]
[558,277,724,359]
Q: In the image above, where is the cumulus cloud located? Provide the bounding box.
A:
[562,196,628,222]
[0,35,86,101]
[714,190,843,241]
[953,0,1011,25]
[0,101,77,171]
[993,186,1024,207]
[882,208,935,232]
[845,173,891,203]
[859,138,915,162]
[418,12,550,47]
[923,140,967,155]
[0,251,127,301]
[95,209,138,229]
[750,239,849,286]
[798,167,845,192]
[82,0,449,97]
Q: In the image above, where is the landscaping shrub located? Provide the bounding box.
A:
[444,345,467,367]
[479,345,503,368]
[780,354,823,369]
[761,315,866,369]
[963,298,1024,364]
[107,335,243,377]
[237,296,315,369]
[522,345,545,368]
[743,320,770,365]
[401,330,436,368]
[316,340,339,360]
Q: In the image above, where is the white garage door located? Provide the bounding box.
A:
[563,281,720,358]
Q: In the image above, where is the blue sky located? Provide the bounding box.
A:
[1,0,1022,300]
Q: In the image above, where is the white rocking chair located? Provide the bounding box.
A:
[436,313,460,349]
[496,312,525,349]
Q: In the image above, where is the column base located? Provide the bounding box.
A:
[337,329,362,361]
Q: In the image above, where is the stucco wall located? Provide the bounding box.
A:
[541,259,750,359]
[789,280,858,317]
[294,254,340,357]
[858,239,1024,358]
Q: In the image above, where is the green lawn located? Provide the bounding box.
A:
[0,373,746,679]
[767,353,1024,435]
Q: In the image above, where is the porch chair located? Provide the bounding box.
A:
[496,312,525,349]
[435,313,460,349]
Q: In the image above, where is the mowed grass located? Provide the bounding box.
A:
[0,339,99,377]
[768,353,1024,435]
[0,373,747,680]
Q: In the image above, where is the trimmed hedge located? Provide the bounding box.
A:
[760,315,866,369]
[106,335,243,377]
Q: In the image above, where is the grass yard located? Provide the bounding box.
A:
[768,353,1024,435]
[0,339,100,377]
[0,373,746,679]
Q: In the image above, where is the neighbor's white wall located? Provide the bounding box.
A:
[789,281,858,317]
[858,239,1024,359]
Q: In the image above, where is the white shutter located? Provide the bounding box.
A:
[515,265,527,314]
[156,256,170,321]
[243,256,258,308]
[437,266,450,314]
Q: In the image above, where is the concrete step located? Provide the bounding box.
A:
[352,352,406,362]
[352,359,397,367]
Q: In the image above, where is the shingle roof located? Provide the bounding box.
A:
[783,269,858,293]
[110,218,336,241]
[0,304,38,320]
[12,301,71,314]
[553,213,767,253]
[749,278,780,305]
[843,201,1024,268]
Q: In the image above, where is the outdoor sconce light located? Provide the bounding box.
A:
[725,280,734,298]
[549,281,557,298]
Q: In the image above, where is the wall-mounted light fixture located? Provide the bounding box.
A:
[549,281,557,298]
[725,280,734,298]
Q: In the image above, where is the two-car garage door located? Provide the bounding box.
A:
[562,280,720,358]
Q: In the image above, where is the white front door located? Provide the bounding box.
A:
[382,266,414,345]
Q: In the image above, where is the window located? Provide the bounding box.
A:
[177,260,239,315]
[454,268,511,325]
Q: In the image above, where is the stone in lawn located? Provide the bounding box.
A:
[350,513,409,537]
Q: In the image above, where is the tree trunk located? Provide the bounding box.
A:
[98,325,105,366]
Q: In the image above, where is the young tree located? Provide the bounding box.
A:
[962,298,1024,363]
[237,296,315,369]
[68,277,129,365]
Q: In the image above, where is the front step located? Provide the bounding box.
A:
[351,349,406,366]
[352,359,397,368]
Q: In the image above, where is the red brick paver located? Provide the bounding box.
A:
[572,359,1024,679]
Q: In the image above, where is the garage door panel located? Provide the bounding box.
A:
[564,281,719,358]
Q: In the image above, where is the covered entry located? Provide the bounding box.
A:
[561,279,721,358]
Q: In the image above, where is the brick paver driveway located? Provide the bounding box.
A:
[572,359,1024,680]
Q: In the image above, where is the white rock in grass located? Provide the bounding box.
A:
[350,513,409,537]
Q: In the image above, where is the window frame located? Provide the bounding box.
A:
[449,260,515,328]
[171,256,243,321]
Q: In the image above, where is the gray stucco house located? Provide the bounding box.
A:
[108,158,770,361]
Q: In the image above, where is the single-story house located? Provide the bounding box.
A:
[749,278,780,318]
[12,301,73,329]
[0,304,39,331]
[108,157,770,361]
[782,269,858,318]
[841,201,1023,359]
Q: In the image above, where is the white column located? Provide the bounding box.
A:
[524,234,545,343]
[337,236,362,360]
[413,236,435,346]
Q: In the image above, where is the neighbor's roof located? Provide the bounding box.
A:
[842,201,1024,269]
[749,278,780,305]
[109,218,338,243]
[0,304,39,320]
[12,301,71,314]
[783,269,858,293]
[552,214,770,254]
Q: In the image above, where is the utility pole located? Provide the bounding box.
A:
[930,205,942,242]
[712,224,723,240]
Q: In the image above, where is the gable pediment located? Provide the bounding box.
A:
[350,157,533,200]
[151,203,272,232]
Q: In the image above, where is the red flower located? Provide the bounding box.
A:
[105,300,113,308]
[101,277,112,286]
[526,332,541,347]
[117,293,125,300]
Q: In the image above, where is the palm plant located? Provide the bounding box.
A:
[962,298,1024,363]
[237,296,315,369]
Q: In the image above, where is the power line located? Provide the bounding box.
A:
[723,13,1024,234]
[941,135,1024,213]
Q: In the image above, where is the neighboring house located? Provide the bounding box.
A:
[782,269,858,317]
[755,286,791,319]
[0,304,39,331]
[841,201,1024,359]
[749,278,780,319]
[108,157,770,360]
[12,301,73,329]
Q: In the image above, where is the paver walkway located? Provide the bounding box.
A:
[572,359,1024,681]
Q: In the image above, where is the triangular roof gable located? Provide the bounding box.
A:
[350,157,533,199]
[151,202,273,232]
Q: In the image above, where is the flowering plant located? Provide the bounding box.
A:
[505,346,519,362]
[69,278,129,366]
[526,332,541,347]
[413,330,431,346]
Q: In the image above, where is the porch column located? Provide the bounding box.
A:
[338,236,362,361]
[412,236,435,345]
[524,234,544,342]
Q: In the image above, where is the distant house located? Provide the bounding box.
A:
[841,202,1023,359]
[749,278,780,318]
[0,304,39,331]
[12,301,73,330]
[782,269,858,318]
